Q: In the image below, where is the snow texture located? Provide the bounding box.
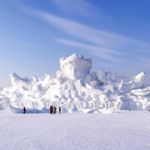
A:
[0,112,150,150]
[1,54,150,112]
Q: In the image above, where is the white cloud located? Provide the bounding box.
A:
[16,0,150,64]
[56,38,121,62]
[35,10,121,48]
[48,0,110,20]
[31,9,150,62]
[35,10,149,48]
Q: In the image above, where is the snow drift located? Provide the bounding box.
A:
[0,53,150,113]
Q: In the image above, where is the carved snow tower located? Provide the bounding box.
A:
[59,54,92,80]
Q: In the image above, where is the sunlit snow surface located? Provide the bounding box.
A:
[1,54,150,112]
[0,111,150,150]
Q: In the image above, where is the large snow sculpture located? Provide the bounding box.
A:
[1,53,150,113]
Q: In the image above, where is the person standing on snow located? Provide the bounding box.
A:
[59,107,61,114]
[50,106,53,114]
[23,107,26,114]
[53,106,57,114]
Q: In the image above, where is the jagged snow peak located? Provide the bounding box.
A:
[0,54,150,113]
[133,72,150,86]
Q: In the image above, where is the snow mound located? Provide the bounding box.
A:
[0,53,150,113]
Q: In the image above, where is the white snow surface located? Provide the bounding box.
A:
[1,53,150,112]
[0,112,150,150]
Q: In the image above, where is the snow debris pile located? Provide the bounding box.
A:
[0,53,150,113]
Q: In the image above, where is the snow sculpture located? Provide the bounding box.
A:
[133,72,150,87]
[0,53,150,113]
[59,54,92,80]
[9,73,30,89]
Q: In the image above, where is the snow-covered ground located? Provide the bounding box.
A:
[0,111,150,150]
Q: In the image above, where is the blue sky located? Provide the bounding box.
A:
[0,0,150,87]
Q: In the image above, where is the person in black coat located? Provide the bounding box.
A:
[53,106,57,114]
[50,106,53,114]
[59,107,61,114]
[23,107,26,114]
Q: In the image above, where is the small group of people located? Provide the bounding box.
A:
[49,106,61,114]
[22,106,61,114]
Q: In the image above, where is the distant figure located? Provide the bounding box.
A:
[59,107,61,114]
[23,107,26,114]
[53,106,57,114]
[50,106,53,114]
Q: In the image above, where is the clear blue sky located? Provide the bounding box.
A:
[1,0,150,87]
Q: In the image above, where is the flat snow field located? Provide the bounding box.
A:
[0,112,150,150]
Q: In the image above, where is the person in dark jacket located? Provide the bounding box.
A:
[53,106,57,114]
[50,106,53,114]
[59,106,61,114]
[23,107,26,114]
